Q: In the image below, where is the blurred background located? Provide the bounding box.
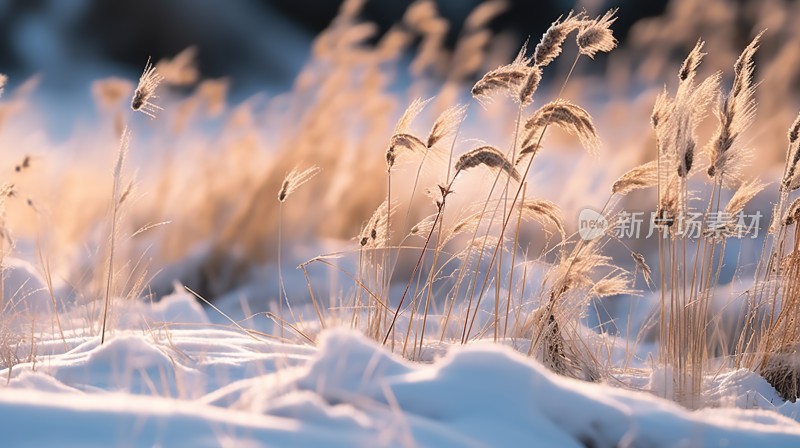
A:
[3,0,793,137]
[0,0,669,95]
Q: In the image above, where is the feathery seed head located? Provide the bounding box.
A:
[359,200,391,248]
[472,46,532,103]
[522,199,565,239]
[410,213,438,238]
[386,133,426,170]
[676,72,719,175]
[631,252,653,288]
[576,9,618,58]
[782,112,800,189]
[471,66,529,100]
[118,180,133,206]
[590,273,636,298]
[651,88,673,132]
[678,139,695,177]
[386,98,431,169]
[515,142,543,166]
[731,31,763,98]
[455,145,521,181]
[427,104,467,149]
[789,111,800,144]
[725,179,765,217]
[612,160,658,195]
[279,166,321,202]
[707,33,761,183]
[524,100,600,155]
[394,98,431,135]
[679,40,706,83]
[534,11,585,67]
[131,57,164,118]
[519,65,543,106]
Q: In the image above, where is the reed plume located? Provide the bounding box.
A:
[657,177,679,228]
[707,31,763,182]
[410,213,438,238]
[471,44,532,102]
[386,98,431,169]
[651,39,719,234]
[359,200,391,248]
[426,105,467,150]
[455,145,521,182]
[650,88,673,139]
[725,179,766,217]
[791,112,800,144]
[387,134,427,169]
[665,40,719,179]
[532,240,608,380]
[781,111,800,190]
[632,252,653,288]
[678,40,705,91]
[514,143,542,166]
[612,160,659,195]
[523,100,600,155]
[130,57,164,119]
[549,240,612,298]
[518,65,542,107]
[590,272,636,298]
[677,73,720,177]
[533,11,585,67]
[278,166,321,202]
[396,97,430,135]
[522,199,565,239]
[576,9,618,59]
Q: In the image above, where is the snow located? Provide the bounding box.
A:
[2,257,50,316]
[2,290,800,447]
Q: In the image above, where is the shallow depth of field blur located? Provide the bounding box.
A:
[3,0,800,446]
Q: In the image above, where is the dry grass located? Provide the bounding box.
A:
[4,0,800,412]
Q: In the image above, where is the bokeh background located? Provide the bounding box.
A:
[0,0,669,94]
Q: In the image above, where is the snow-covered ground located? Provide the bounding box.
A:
[1,287,800,447]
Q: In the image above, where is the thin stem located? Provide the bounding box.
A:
[101,128,130,345]
[464,53,582,342]
[278,203,285,339]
